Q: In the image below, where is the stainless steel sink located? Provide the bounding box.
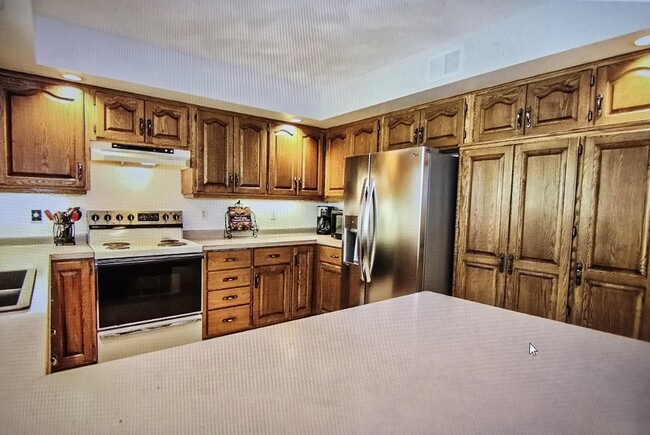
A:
[0,269,36,312]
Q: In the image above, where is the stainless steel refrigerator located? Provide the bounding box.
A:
[342,146,457,306]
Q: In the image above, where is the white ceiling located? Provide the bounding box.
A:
[0,0,649,126]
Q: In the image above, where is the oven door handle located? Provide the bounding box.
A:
[96,253,203,266]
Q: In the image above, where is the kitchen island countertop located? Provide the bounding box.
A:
[1,291,649,434]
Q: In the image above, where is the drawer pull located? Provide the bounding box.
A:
[267,254,280,258]
[222,295,238,301]
[223,258,237,262]
[51,328,57,336]
[329,254,339,259]
[222,276,239,282]
[222,317,237,323]
[51,356,58,367]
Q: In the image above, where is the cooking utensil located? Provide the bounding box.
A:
[44,210,54,221]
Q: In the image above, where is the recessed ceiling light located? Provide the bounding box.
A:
[290,118,302,123]
[61,73,82,81]
[634,35,650,46]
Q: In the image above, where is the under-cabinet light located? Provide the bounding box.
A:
[61,73,82,81]
[290,118,302,123]
[634,35,650,46]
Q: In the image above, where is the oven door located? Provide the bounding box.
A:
[96,253,202,330]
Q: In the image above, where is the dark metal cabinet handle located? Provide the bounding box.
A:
[298,178,302,191]
[146,119,153,137]
[139,118,145,136]
[222,295,238,301]
[293,177,298,191]
[498,253,505,273]
[595,94,603,119]
[223,257,237,262]
[506,254,514,275]
[51,356,58,367]
[525,107,532,129]
[254,274,260,288]
[516,109,523,130]
[76,162,84,181]
[234,174,240,187]
[329,254,340,259]
[51,328,57,336]
[267,254,280,258]
[294,253,299,266]
[222,317,237,323]
[413,128,419,144]
[418,127,424,144]
[227,173,233,187]
[576,262,583,286]
[222,276,239,282]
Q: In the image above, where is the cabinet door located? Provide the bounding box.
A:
[473,85,526,142]
[317,262,342,313]
[454,145,513,307]
[525,70,592,135]
[0,77,86,190]
[292,246,314,318]
[94,91,145,143]
[268,124,297,195]
[297,126,324,197]
[195,109,233,194]
[253,264,291,326]
[420,99,466,148]
[50,259,97,372]
[144,100,189,148]
[574,131,650,341]
[234,117,268,195]
[381,110,420,151]
[504,139,578,321]
[595,54,650,126]
[324,126,348,198]
[349,119,379,156]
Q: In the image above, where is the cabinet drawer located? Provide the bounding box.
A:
[206,305,251,336]
[319,245,342,266]
[207,268,251,290]
[254,246,292,266]
[207,249,251,271]
[207,287,251,310]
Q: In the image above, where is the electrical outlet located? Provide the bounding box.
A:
[31,209,42,222]
[270,209,276,221]
[201,210,207,219]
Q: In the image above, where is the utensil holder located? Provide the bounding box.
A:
[53,221,76,245]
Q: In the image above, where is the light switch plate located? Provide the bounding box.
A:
[31,210,42,222]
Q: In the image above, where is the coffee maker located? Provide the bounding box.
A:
[317,206,333,234]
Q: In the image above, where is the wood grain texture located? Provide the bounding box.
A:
[206,304,251,336]
[268,124,297,195]
[291,245,314,318]
[297,125,324,197]
[254,246,292,266]
[145,100,189,148]
[196,109,233,194]
[50,259,97,372]
[207,287,251,310]
[253,264,291,326]
[574,131,650,340]
[95,91,144,143]
[319,245,342,266]
[324,126,348,198]
[596,53,650,126]
[381,110,420,151]
[349,119,379,155]
[207,249,251,271]
[454,145,513,307]
[473,85,526,142]
[421,98,466,148]
[207,268,252,290]
[317,261,342,313]
[234,117,268,195]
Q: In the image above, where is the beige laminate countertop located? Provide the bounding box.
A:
[189,232,342,250]
[1,292,650,434]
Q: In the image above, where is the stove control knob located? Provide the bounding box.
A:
[91,214,100,222]
[173,213,180,221]
[116,214,123,221]
[162,213,169,221]
[104,214,112,222]
[127,214,135,222]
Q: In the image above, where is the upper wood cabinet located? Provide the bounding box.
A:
[234,117,268,195]
[0,75,87,192]
[268,123,323,197]
[473,70,592,142]
[382,98,466,151]
[455,138,578,323]
[573,131,650,341]
[325,119,379,199]
[50,259,97,372]
[93,90,189,148]
[594,53,650,126]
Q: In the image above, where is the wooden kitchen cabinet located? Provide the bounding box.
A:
[325,119,379,199]
[316,246,344,313]
[204,249,252,338]
[268,123,324,197]
[0,75,87,192]
[382,98,466,151]
[594,53,650,126]
[473,70,592,142]
[292,245,314,318]
[50,259,97,372]
[253,263,292,326]
[93,90,189,148]
[572,131,650,340]
[234,116,268,195]
[455,138,578,322]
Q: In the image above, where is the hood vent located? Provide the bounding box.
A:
[90,141,190,168]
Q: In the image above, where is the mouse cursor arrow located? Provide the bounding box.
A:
[529,343,538,356]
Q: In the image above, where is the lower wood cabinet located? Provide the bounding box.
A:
[50,259,97,372]
[253,263,292,326]
[292,245,314,318]
[316,246,344,313]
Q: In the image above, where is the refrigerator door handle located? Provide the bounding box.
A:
[357,177,370,281]
[367,178,378,280]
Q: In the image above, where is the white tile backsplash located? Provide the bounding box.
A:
[0,163,342,239]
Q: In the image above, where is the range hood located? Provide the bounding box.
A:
[90,141,190,168]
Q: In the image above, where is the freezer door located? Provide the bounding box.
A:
[365,147,427,303]
[343,154,370,219]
